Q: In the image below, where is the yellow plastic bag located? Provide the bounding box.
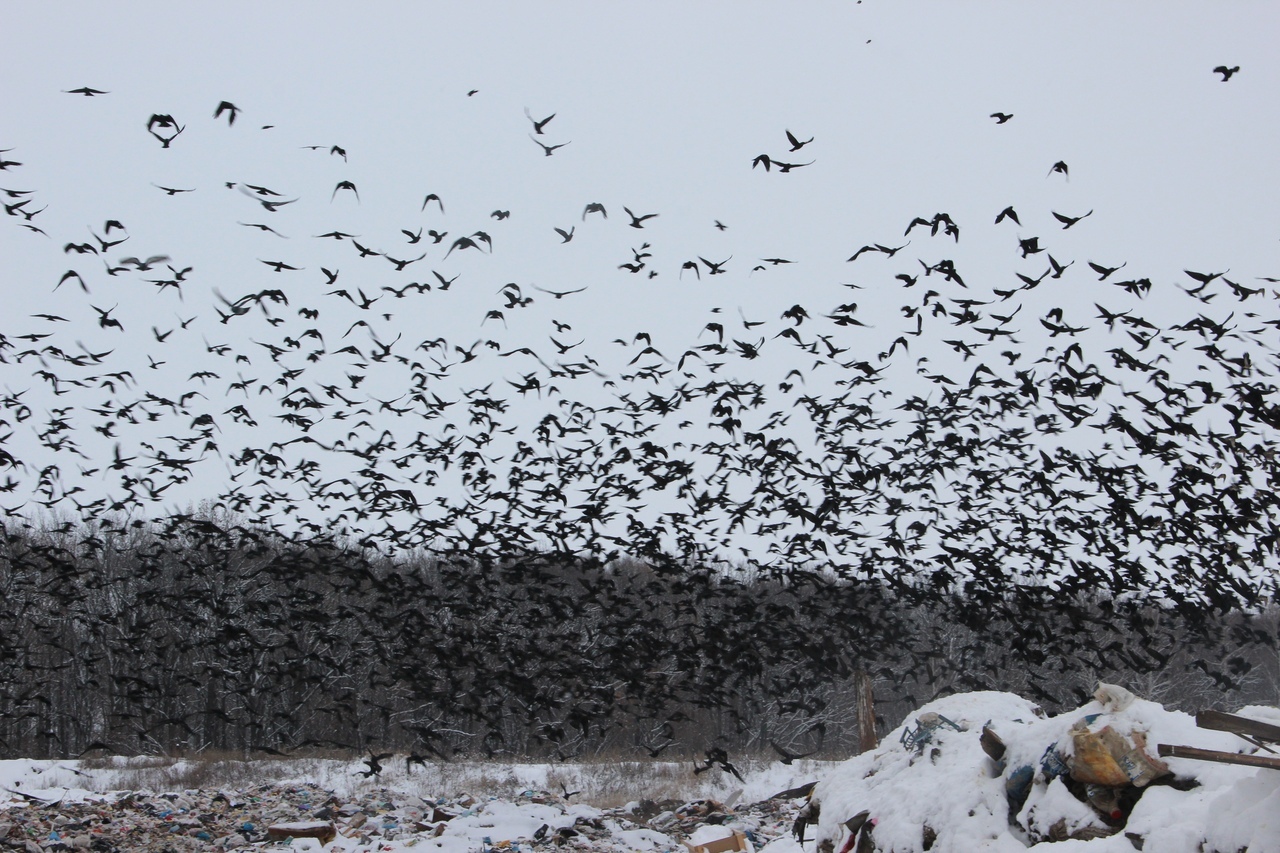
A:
[1070,725,1130,786]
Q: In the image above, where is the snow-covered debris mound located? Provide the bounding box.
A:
[807,690,1279,852]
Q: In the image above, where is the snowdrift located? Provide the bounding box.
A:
[807,690,1279,852]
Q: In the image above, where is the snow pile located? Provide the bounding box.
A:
[809,691,1279,852]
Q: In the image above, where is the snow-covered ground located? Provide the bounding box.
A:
[0,752,822,852]
[1,690,1276,851]
[810,690,1279,853]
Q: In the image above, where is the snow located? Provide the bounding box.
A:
[1,690,1275,851]
[810,690,1280,853]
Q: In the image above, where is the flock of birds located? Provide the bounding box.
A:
[2,67,1276,596]
[0,65,1278,757]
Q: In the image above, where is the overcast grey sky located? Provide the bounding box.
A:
[2,2,1278,574]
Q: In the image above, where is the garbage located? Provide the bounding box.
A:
[266,820,337,845]
[683,825,750,853]
[1069,722,1131,786]
[899,712,965,752]
[806,687,1280,852]
[0,774,812,853]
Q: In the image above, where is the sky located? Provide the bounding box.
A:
[2,2,1279,571]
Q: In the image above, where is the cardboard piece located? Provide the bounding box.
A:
[683,828,750,853]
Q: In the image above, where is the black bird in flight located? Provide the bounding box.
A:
[1213,65,1240,81]
[1052,209,1093,229]
[1047,160,1069,179]
[422,193,444,213]
[332,180,360,203]
[700,256,731,275]
[64,87,109,96]
[525,108,556,134]
[785,130,814,151]
[1088,260,1126,280]
[995,205,1020,225]
[239,186,298,212]
[530,135,570,156]
[990,112,1013,123]
[146,114,185,147]
[239,222,286,237]
[213,101,241,125]
[358,752,393,778]
[534,285,587,299]
[624,207,658,229]
[770,740,818,764]
[152,183,194,195]
[583,202,607,220]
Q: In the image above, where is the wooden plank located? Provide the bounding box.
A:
[1157,744,1280,771]
[1196,710,1280,744]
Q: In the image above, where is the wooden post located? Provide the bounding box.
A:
[855,670,877,753]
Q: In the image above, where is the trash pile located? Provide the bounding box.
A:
[805,687,1280,852]
[0,776,812,851]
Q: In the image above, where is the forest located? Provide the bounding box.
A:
[2,511,1274,761]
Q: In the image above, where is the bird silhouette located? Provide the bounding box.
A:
[785,130,814,151]
[213,101,241,125]
[530,135,570,156]
[525,108,556,134]
[624,208,659,228]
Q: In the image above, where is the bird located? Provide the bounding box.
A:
[553,226,575,243]
[534,285,587,299]
[358,752,393,778]
[525,108,556,134]
[1047,161,1069,179]
[624,208,659,229]
[332,180,360,203]
[700,256,731,275]
[990,112,1013,123]
[213,101,241,125]
[583,202,607,220]
[152,183,194,195]
[994,206,1020,226]
[260,259,303,272]
[1052,209,1093,229]
[770,740,818,764]
[239,186,298,212]
[64,87,109,96]
[238,221,287,237]
[1088,260,1127,280]
[785,130,814,151]
[695,747,744,781]
[422,193,445,213]
[1213,65,1240,81]
[772,159,814,172]
[146,114,185,147]
[530,135,570,156]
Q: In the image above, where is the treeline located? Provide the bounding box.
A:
[0,513,1275,760]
